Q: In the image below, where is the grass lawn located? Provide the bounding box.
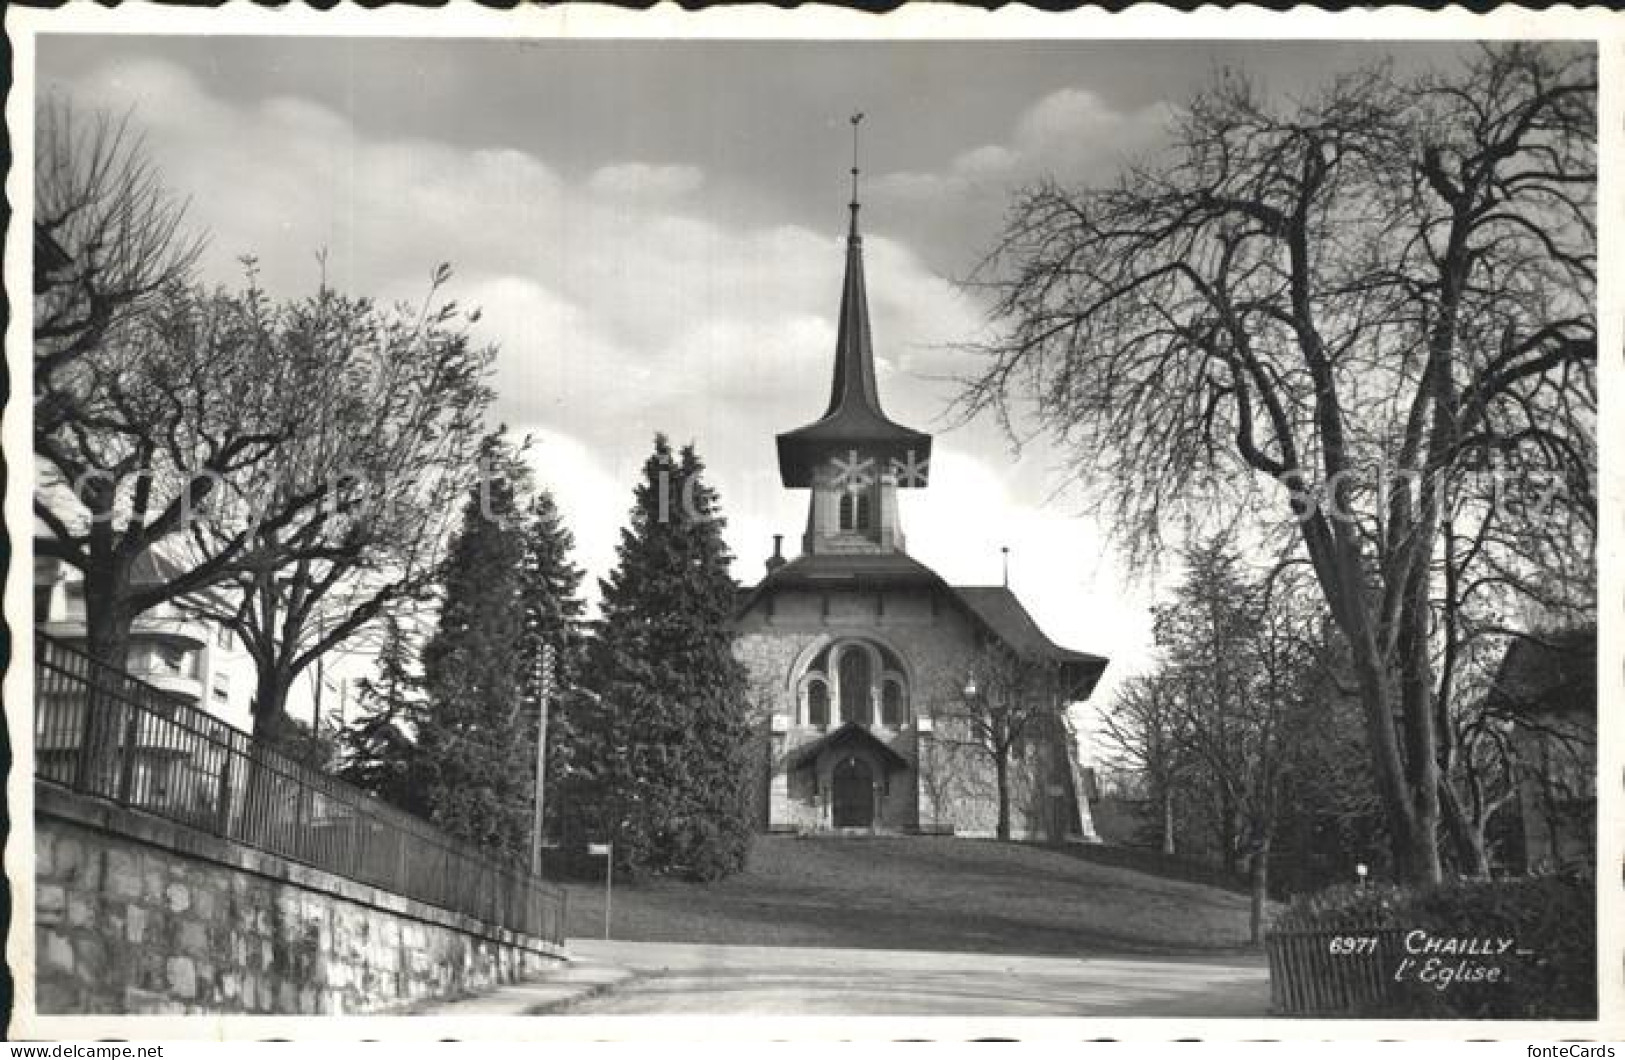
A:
[551,836,1261,956]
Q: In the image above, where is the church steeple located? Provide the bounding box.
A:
[776,115,932,494]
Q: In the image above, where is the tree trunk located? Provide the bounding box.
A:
[252,669,292,742]
[242,671,295,847]
[994,753,1012,841]
[77,553,135,796]
[1218,791,1239,876]
[1345,628,1439,883]
[1161,786,1176,855]
[1249,836,1270,947]
[1439,779,1492,877]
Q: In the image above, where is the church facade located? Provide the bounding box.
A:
[731,189,1108,840]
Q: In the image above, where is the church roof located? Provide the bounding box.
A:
[775,205,932,488]
[752,549,943,588]
[1485,625,1596,720]
[951,586,1106,669]
[735,554,1109,700]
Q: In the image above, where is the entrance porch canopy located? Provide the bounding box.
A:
[786,721,910,774]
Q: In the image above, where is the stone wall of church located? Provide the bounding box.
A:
[736,584,1080,837]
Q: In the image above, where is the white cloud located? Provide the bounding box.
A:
[48,56,1143,705]
[588,162,704,201]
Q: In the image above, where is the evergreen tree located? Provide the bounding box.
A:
[576,435,753,880]
[337,613,431,817]
[415,436,537,863]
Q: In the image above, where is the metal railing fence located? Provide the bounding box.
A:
[35,632,565,945]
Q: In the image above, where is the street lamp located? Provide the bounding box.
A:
[530,643,556,878]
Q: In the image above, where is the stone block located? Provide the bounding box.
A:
[56,837,83,875]
[166,882,191,913]
[37,883,67,924]
[167,956,197,999]
[36,832,55,877]
[107,850,143,900]
[179,920,208,952]
[126,904,148,944]
[44,930,74,973]
[67,897,96,929]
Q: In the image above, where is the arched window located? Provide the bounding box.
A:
[806,679,830,728]
[881,678,906,727]
[838,648,873,725]
[798,640,907,730]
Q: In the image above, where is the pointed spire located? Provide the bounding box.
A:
[849,112,864,238]
[775,114,932,490]
[825,172,880,420]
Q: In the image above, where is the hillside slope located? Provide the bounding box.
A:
[557,836,1258,955]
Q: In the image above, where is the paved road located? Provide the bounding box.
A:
[560,939,1269,1017]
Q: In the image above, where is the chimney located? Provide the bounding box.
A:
[766,534,787,574]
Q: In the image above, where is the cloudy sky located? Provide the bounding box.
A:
[36,35,1470,725]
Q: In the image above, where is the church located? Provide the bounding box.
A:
[731,169,1109,841]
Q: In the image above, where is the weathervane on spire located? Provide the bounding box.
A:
[849,112,865,227]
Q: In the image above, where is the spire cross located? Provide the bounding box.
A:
[849,112,865,227]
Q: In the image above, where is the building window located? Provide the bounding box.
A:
[215,623,234,650]
[797,639,907,731]
[806,678,830,728]
[140,642,199,680]
[838,491,873,533]
[212,673,231,706]
[881,678,906,727]
[838,648,873,725]
[63,584,86,622]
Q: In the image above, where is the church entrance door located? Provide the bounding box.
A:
[832,755,875,828]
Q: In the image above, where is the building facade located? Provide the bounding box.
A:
[34,548,258,734]
[732,191,1108,840]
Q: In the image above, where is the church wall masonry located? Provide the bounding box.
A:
[736,588,1061,838]
[32,785,563,1015]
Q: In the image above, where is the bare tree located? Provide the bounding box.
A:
[943,644,1074,841]
[34,276,334,675]
[176,272,496,738]
[1096,670,1188,855]
[957,45,1595,882]
[34,98,204,408]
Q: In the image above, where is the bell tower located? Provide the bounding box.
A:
[775,115,932,560]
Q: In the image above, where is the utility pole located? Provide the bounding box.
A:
[530,643,556,878]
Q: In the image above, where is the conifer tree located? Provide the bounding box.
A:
[415,437,536,862]
[337,612,431,817]
[576,435,753,880]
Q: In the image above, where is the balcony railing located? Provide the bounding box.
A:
[34,632,566,945]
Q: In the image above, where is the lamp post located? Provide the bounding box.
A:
[530,643,556,878]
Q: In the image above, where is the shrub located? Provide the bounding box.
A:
[1270,871,1595,1019]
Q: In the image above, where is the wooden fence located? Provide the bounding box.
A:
[1266,926,1410,1016]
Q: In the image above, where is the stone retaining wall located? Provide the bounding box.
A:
[33,785,565,1015]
